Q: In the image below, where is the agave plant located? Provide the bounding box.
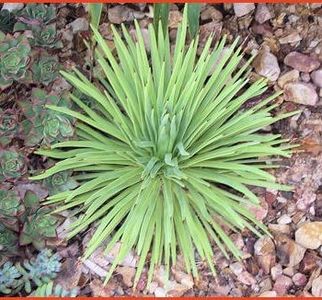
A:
[20,88,74,146]
[14,4,56,31]
[30,24,63,49]
[32,55,59,86]
[32,9,297,287]
[0,108,19,146]
[0,35,31,90]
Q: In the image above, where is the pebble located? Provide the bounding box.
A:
[300,251,320,274]
[292,273,307,286]
[279,32,302,44]
[312,276,322,296]
[273,275,293,295]
[233,3,255,17]
[311,69,322,88]
[295,222,322,249]
[277,215,292,225]
[255,4,272,24]
[277,70,299,88]
[284,82,318,106]
[254,236,276,274]
[271,264,283,281]
[1,3,23,11]
[268,224,291,235]
[283,266,295,277]
[259,291,277,297]
[253,50,280,81]
[154,287,167,297]
[284,51,321,73]
[237,271,256,286]
[230,262,244,276]
[69,18,89,34]
[275,234,306,267]
[200,6,223,21]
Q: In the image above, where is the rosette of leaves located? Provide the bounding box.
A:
[0,35,31,90]
[0,250,61,295]
[20,208,58,249]
[20,89,75,146]
[0,223,18,255]
[0,150,26,181]
[31,8,297,287]
[32,55,59,86]
[0,10,15,34]
[14,4,56,31]
[43,171,78,196]
[0,262,22,294]
[30,24,62,49]
[0,189,24,231]
[31,281,79,297]
[0,108,19,146]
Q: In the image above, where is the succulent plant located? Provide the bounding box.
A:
[31,281,79,297]
[33,8,297,287]
[14,4,56,31]
[0,108,19,146]
[20,208,58,249]
[0,150,26,181]
[0,35,31,90]
[0,9,15,34]
[30,24,63,49]
[0,249,61,295]
[20,89,74,146]
[0,189,24,231]
[0,223,18,255]
[0,262,22,294]
[43,171,78,196]
[32,55,59,86]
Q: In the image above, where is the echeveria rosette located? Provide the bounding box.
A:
[0,262,22,294]
[43,171,78,196]
[31,9,298,287]
[32,55,59,86]
[20,208,58,249]
[30,24,62,49]
[0,36,31,90]
[0,10,15,34]
[0,189,24,231]
[0,223,18,255]
[14,4,56,31]
[20,89,75,146]
[0,108,19,146]
[0,150,27,181]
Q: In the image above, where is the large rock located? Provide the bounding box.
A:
[284,52,320,73]
[253,51,280,81]
[273,275,293,295]
[311,69,322,88]
[233,3,255,17]
[312,276,322,296]
[295,222,322,249]
[277,70,299,88]
[255,4,272,24]
[284,82,318,106]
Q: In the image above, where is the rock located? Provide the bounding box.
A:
[254,236,276,274]
[279,32,302,44]
[312,276,322,296]
[269,224,291,235]
[108,6,145,24]
[273,275,293,295]
[275,234,306,267]
[237,271,256,286]
[233,3,255,17]
[230,262,244,276]
[271,264,283,281]
[300,251,321,274]
[296,189,317,210]
[247,199,268,221]
[116,266,135,287]
[283,266,295,277]
[292,273,307,286]
[277,70,299,88]
[154,287,167,297]
[255,4,272,24]
[284,52,320,73]
[201,6,223,21]
[277,215,292,225]
[168,11,183,28]
[259,291,277,297]
[167,281,191,297]
[1,3,23,12]
[295,222,322,249]
[284,82,318,106]
[311,70,322,88]
[172,269,194,289]
[69,18,89,34]
[253,50,280,81]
